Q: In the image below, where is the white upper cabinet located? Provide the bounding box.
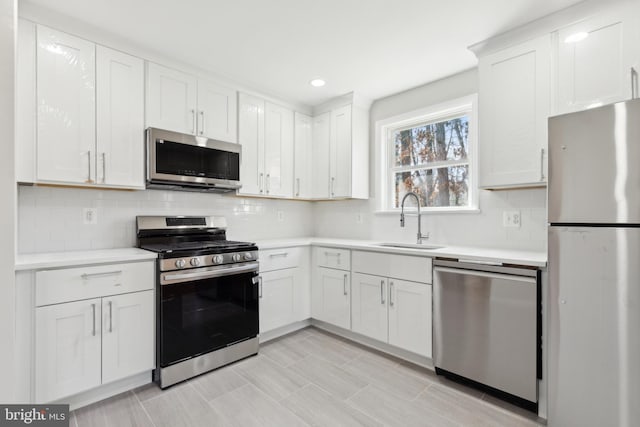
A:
[294,112,313,198]
[330,105,353,198]
[312,112,331,198]
[16,20,36,184]
[36,26,96,184]
[478,35,551,189]
[146,62,198,135]
[96,46,144,187]
[555,4,640,114]
[146,62,237,143]
[238,93,294,197]
[197,80,238,142]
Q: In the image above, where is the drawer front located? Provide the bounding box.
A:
[36,261,154,307]
[352,251,432,284]
[259,247,302,272]
[314,247,351,271]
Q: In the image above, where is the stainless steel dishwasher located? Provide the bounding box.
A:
[433,259,541,411]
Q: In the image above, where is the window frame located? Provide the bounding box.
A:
[376,94,479,213]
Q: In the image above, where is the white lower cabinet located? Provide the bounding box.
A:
[312,266,351,330]
[34,261,154,402]
[351,273,388,342]
[388,279,432,357]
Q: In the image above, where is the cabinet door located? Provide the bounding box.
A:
[312,267,351,330]
[146,62,197,135]
[197,80,237,143]
[479,35,550,188]
[264,102,294,198]
[388,279,432,358]
[312,112,331,198]
[238,93,265,195]
[259,268,298,333]
[16,19,36,184]
[36,26,96,184]
[96,46,144,188]
[351,273,388,342]
[35,298,102,402]
[556,6,640,114]
[102,291,154,384]
[294,112,313,198]
[330,105,352,198]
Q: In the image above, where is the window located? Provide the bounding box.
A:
[378,95,478,211]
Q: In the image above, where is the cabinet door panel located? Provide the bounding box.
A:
[388,279,432,357]
[330,105,352,198]
[312,112,331,198]
[96,46,144,188]
[479,35,550,188]
[259,268,297,333]
[197,80,237,143]
[238,93,265,195]
[17,20,36,183]
[294,112,313,198]
[312,267,350,330]
[264,102,294,198]
[146,62,197,134]
[36,26,96,184]
[351,273,388,342]
[36,298,102,402]
[102,291,154,383]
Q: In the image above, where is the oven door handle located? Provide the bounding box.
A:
[161,262,259,285]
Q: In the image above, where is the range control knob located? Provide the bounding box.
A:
[190,257,201,267]
[175,259,186,269]
[212,255,224,264]
[243,252,253,261]
[232,253,242,262]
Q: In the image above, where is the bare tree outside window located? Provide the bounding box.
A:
[391,116,470,208]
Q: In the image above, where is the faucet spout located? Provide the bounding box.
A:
[400,191,429,244]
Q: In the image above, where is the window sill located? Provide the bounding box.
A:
[374,208,481,215]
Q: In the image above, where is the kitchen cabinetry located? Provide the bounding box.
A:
[312,112,331,198]
[555,4,640,114]
[478,35,551,189]
[258,247,310,334]
[311,247,351,330]
[238,93,294,197]
[351,251,432,357]
[146,62,237,143]
[294,112,313,198]
[34,261,154,402]
[32,25,144,189]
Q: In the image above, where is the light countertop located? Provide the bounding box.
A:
[15,248,158,271]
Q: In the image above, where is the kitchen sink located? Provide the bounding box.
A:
[374,242,445,250]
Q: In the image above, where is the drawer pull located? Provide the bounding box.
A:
[81,270,123,280]
[268,252,289,258]
[324,251,342,257]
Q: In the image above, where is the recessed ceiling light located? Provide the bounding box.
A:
[564,32,589,44]
[309,78,326,87]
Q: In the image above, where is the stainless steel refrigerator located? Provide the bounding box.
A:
[548,98,640,427]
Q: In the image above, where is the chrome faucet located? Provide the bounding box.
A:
[400,191,429,244]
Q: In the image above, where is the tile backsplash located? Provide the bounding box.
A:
[17,185,314,253]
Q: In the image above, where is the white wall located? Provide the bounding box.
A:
[18,186,314,253]
[314,69,548,251]
[0,0,16,402]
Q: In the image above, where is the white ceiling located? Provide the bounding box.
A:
[22,0,586,106]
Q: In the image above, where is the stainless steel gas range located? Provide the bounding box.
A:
[136,215,260,388]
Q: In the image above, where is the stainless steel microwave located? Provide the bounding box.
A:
[146,128,241,192]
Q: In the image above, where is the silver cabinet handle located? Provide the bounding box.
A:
[266,174,270,194]
[632,67,638,99]
[85,150,92,183]
[330,177,335,197]
[389,281,394,307]
[258,276,263,298]
[199,110,205,135]
[101,152,106,184]
[259,173,264,194]
[343,274,348,296]
[91,303,97,336]
[81,270,122,280]
[108,301,113,333]
[191,109,196,134]
[268,252,288,258]
[540,148,545,181]
[296,178,300,197]
[380,280,385,305]
[324,251,341,257]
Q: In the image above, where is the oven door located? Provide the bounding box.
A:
[159,262,259,367]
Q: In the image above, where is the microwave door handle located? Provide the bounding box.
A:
[161,263,259,284]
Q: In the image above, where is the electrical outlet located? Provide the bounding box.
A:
[277,210,284,222]
[503,210,521,228]
[83,208,98,225]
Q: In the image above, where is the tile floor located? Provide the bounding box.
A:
[71,327,544,427]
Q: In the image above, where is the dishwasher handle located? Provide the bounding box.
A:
[434,266,537,284]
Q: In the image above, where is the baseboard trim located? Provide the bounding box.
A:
[259,319,312,343]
